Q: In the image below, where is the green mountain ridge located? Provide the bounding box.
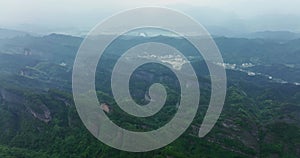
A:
[0,31,299,157]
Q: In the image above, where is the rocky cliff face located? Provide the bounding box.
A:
[27,104,52,123]
[0,87,52,123]
[0,87,24,105]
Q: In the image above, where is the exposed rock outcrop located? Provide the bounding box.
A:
[27,104,52,123]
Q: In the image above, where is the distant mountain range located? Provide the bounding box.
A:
[0,28,32,39]
[240,31,300,41]
[2,27,300,41]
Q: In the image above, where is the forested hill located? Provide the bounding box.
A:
[0,31,299,157]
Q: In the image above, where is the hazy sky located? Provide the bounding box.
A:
[1,0,300,35]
